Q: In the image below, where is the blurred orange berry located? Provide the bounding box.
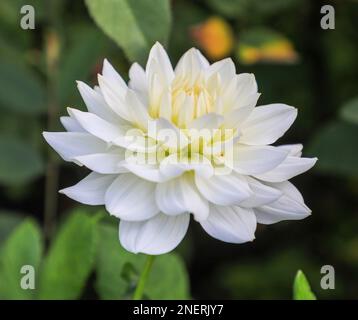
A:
[191,17,234,60]
[238,39,298,65]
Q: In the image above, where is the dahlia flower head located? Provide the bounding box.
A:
[43,42,317,255]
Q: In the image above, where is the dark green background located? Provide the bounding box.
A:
[0,0,357,299]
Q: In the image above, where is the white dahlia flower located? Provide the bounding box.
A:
[43,42,317,255]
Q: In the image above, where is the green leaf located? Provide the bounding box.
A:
[38,210,100,299]
[95,223,190,299]
[145,254,190,299]
[95,223,146,299]
[307,121,358,176]
[0,211,24,243]
[85,0,172,63]
[58,25,106,105]
[0,136,44,186]
[0,60,46,114]
[0,219,43,299]
[293,270,316,300]
[340,97,358,125]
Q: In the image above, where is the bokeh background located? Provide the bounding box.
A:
[0,0,357,300]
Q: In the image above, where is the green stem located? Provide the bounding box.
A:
[132,255,155,300]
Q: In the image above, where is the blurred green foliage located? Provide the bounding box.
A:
[96,223,190,299]
[85,0,171,64]
[0,0,357,300]
[0,210,189,299]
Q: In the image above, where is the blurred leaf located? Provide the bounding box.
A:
[0,60,46,114]
[0,115,43,150]
[219,250,319,299]
[237,28,298,65]
[0,211,24,243]
[38,210,100,299]
[0,219,43,299]
[96,223,190,299]
[145,254,190,299]
[207,0,299,19]
[0,136,44,186]
[85,0,171,64]
[206,0,249,19]
[340,97,358,125]
[293,270,317,300]
[170,1,208,62]
[308,121,358,176]
[250,0,300,17]
[95,223,146,299]
[58,26,106,105]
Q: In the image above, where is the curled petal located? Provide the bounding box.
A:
[67,108,126,143]
[74,150,127,174]
[230,145,289,175]
[240,104,297,145]
[59,172,116,205]
[119,213,190,254]
[254,181,311,224]
[105,173,159,221]
[240,177,282,208]
[156,173,209,221]
[42,131,108,162]
[195,172,252,206]
[254,156,317,182]
[60,116,85,132]
[200,205,256,243]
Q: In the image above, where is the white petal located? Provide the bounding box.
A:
[113,130,158,152]
[177,95,195,128]
[119,213,190,255]
[240,177,282,208]
[200,205,256,243]
[122,160,165,183]
[207,58,236,86]
[42,132,107,162]
[158,90,172,120]
[129,62,148,93]
[60,116,85,132]
[222,73,258,111]
[278,144,303,157]
[74,151,127,174]
[160,153,214,180]
[223,104,255,129]
[67,108,126,143]
[146,42,174,85]
[102,59,127,91]
[240,104,297,145]
[98,74,131,121]
[175,48,207,81]
[77,81,123,124]
[188,113,224,130]
[254,156,317,182]
[105,173,159,221]
[231,145,289,175]
[59,172,116,205]
[195,172,252,206]
[148,118,189,150]
[254,181,311,224]
[234,73,258,105]
[155,173,209,221]
[126,89,151,130]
